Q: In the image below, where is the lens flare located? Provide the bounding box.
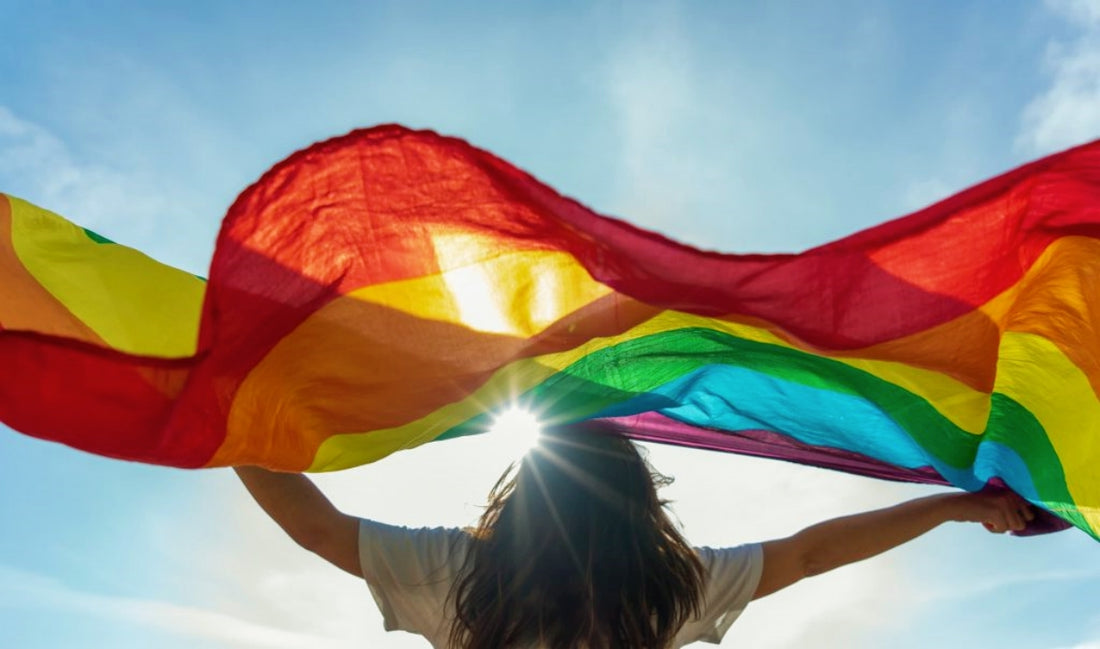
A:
[488,405,543,457]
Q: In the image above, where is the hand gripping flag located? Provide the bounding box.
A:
[2,125,1098,539]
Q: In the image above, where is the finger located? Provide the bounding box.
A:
[1021,504,1035,522]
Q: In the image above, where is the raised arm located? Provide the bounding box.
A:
[753,491,1034,600]
[234,466,361,576]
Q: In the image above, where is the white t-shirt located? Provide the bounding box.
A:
[358,519,763,648]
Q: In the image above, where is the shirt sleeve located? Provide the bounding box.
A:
[357,519,467,637]
[676,543,764,646]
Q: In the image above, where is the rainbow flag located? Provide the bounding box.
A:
[2,125,1099,540]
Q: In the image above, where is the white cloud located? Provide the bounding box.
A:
[1050,0,1100,25]
[1017,0,1100,154]
[0,564,355,649]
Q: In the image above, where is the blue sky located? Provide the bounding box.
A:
[2,1,1099,647]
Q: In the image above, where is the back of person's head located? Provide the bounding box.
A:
[449,422,705,649]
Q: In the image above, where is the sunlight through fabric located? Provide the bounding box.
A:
[3,124,1100,540]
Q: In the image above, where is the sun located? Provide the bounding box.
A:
[487,405,543,457]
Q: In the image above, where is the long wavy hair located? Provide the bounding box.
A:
[448,422,705,649]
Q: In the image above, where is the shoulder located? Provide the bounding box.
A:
[357,519,469,550]
[357,519,471,583]
[695,543,764,592]
[675,544,764,646]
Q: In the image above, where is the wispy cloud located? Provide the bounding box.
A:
[602,4,725,247]
[730,559,917,649]
[1017,0,1100,154]
[0,106,171,240]
[912,565,1100,604]
[0,564,355,649]
[0,104,222,273]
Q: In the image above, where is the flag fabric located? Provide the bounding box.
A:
[2,125,1098,540]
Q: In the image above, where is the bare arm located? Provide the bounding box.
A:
[753,491,1034,600]
[234,466,361,577]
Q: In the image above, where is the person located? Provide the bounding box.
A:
[235,422,1034,648]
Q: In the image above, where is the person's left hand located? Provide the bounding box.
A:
[950,491,1035,533]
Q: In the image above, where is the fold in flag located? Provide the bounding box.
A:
[2,125,1098,540]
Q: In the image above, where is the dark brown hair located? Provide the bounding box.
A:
[448,423,705,649]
